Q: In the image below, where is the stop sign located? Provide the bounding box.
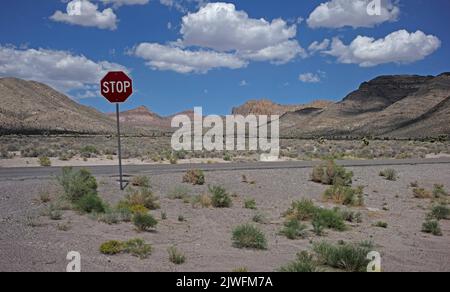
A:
[100,71,133,103]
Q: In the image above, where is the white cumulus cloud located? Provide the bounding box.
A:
[299,73,321,83]
[50,0,118,30]
[133,43,247,73]
[308,39,330,54]
[133,2,305,73]
[0,45,128,94]
[324,30,441,67]
[307,0,400,29]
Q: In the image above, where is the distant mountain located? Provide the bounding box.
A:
[232,99,332,116]
[107,106,170,129]
[0,78,121,135]
[279,73,450,139]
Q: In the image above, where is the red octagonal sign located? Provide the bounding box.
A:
[101,71,133,103]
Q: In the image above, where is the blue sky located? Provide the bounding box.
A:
[0,0,449,116]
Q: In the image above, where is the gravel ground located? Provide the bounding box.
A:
[0,163,449,272]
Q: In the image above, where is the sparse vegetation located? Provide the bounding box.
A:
[279,219,307,240]
[74,192,106,214]
[313,241,373,272]
[38,156,51,167]
[312,208,346,232]
[191,193,212,208]
[232,224,267,250]
[413,188,432,199]
[183,169,205,185]
[209,185,232,208]
[100,239,152,259]
[244,198,257,210]
[428,204,450,220]
[124,187,160,210]
[133,213,158,232]
[433,184,448,198]
[168,186,191,200]
[379,169,397,181]
[284,199,317,221]
[168,246,186,264]
[422,220,442,236]
[178,215,185,222]
[130,176,150,188]
[311,160,353,186]
[279,251,320,272]
[323,185,364,206]
[374,221,388,228]
[252,212,269,224]
[39,192,51,204]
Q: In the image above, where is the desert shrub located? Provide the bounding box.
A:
[252,212,269,224]
[125,187,160,210]
[433,184,448,198]
[311,160,353,186]
[313,209,346,231]
[74,193,106,214]
[100,239,152,259]
[133,213,158,232]
[191,194,212,208]
[57,222,71,231]
[244,198,257,210]
[410,181,419,188]
[232,224,267,250]
[284,199,317,221]
[374,221,388,228]
[80,145,98,158]
[131,176,150,188]
[168,246,186,264]
[279,251,320,272]
[58,167,98,203]
[39,192,51,204]
[312,218,325,236]
[100,240,123,255]
[129,204,149,215]
[323,185,364,206]
[223,152,232,161]
[280,219,307,240]
[98,210,121,225]
[39,156,51,167]
[379,169,397,181]
[428,204,450,220]
[123,238,152,259]
[48,206,63,221]
[168,186,191,200]
[422,220,442,236]
[339,209,362,223]
[183,169,205,185]
[209,186,232,208]
[413,188,432,199]
[178,215,185,222]
[313,241,373,272]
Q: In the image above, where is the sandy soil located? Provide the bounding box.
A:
[0,164,449,272]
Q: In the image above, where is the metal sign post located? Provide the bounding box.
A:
[100,71,133,190]
[116,103,124,190]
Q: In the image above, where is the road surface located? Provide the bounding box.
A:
[1,158,450,181]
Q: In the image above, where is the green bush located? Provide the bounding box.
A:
[58,167,98,203]
[311,160,353,186]
[379,169,397,181]
[209,186,232,208]
[279,219,307,240]
[374,221,388,228]
[323,185,364,206]
[39,156,51,167]
[244,198,257,210]
[232,224,267,250]
[100,240,123,255]
[123,238,152,259]
[279,251,320,272]
[313,241,373,272]
[284,199,317,221]
[428,204,450,220]
[74,192,106,214]
[313,208,346,231]
[80,145,98,158]
[183,169,205,185]
[133,213,158,232]
[168,246,186,265]
[433,184,448,198]
[422,220,442,236]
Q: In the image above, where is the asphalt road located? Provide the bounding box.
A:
[1,158,450,181]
